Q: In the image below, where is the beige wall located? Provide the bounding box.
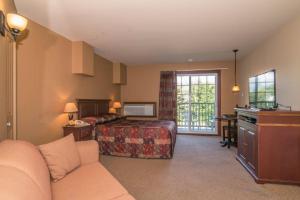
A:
[17,20,120,144]
[121,61,238,118]
[0,0,16,140]
[238,14,300,110]
[0,0,15,13]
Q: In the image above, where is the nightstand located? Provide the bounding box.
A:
[63,124,93,141]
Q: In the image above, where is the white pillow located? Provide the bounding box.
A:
[39,134,81,181]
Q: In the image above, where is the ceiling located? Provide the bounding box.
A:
[15,0,300,65]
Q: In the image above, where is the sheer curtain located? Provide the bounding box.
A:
[158,71,177,121]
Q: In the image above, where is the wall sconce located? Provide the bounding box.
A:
[0,10,28,41]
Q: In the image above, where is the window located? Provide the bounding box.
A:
[123,102,156,117]
[249,70,276,109]
[177,72,218,134]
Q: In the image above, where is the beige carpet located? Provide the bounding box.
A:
[100,135,300,200]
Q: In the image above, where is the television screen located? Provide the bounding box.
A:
[249,70,276,109]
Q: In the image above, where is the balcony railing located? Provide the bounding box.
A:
[177,102,216,133]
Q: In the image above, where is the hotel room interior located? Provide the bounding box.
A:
[1,0,300,199]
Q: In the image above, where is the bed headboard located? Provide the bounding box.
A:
[76,99,110,119]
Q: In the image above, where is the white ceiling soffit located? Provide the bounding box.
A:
[15,0,300,65]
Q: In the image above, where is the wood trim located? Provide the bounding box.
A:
[217,70,221,136]
[257,123,300,127]
[236,156,259,181]
[235,108,300,116]
[176,70,221,75]
[77,98,111,102]
[123,102,157,117]
[258,113,300,117]
[177,133,218,136]
[12,41,17,140]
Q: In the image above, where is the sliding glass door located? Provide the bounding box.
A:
[177,72,218,134]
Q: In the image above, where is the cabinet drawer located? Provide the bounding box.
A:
[237,122,257,176]
[63,125,92,141]
[80,129,92,138]
[81,135,92,141]
[80,127,92,138]
[238,120,256,132]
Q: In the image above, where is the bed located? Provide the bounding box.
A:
[77,99,177,159]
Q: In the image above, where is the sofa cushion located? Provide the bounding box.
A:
[76,140,99,165]
[0,140,52,200]
[52,163,131,200]
[39,134,81,181]
[0,166,47,200]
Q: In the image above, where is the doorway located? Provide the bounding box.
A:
[176,71,220,135]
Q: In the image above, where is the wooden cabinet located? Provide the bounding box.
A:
[63,125,93,141]
[72,41,94,76]
[237,119,257,174]
[113,62,127,84]
[236,108,300,185]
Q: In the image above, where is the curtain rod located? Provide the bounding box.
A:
[175,68,228,71]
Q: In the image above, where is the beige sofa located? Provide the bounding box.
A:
[0,139,135,200]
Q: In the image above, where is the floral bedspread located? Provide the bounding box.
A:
[96,120,177,159]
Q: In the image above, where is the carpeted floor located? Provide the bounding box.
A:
[100,135,300,200]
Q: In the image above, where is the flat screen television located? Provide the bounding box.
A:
[248,70,276,109]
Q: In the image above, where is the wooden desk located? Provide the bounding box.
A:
[215,114,237,148]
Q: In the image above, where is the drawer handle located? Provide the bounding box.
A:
[248,131,255,135]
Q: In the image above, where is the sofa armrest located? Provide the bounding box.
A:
[76,140,99,165]
[113,194,136,200]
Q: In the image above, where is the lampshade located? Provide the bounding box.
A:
[64,103,78,113]
[109,108,116,114]
[232,85,240,93]
[113,101,121,109]
[6,13,28,33]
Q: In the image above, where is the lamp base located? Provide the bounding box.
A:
[0,11,5,37]
[116,108,121,115]
[68,120,75,126]
[68,113,74,121]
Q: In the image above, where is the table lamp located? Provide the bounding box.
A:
[113,101,122,114]
[64,102,78,123]
[109,108,116,114]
